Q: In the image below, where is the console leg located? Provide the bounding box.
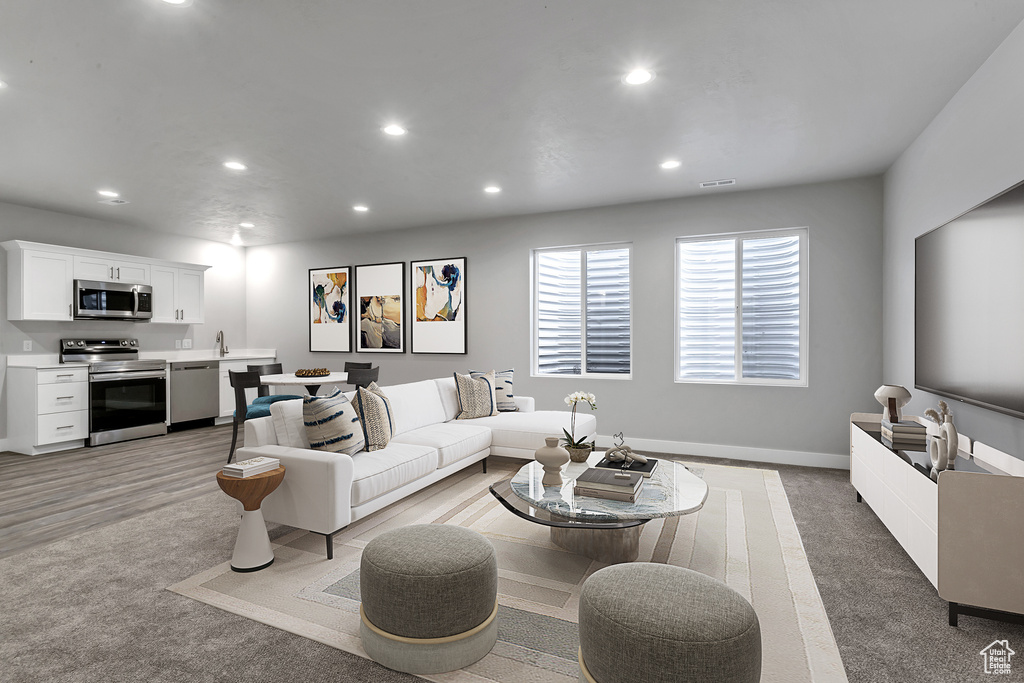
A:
[856,492,862,503]
[949,602,959,627]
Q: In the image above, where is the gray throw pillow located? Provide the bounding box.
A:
[303,389,365,455]
[351,382,394,451]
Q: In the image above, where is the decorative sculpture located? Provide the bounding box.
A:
[605,432,648,468]
[925,401,958,474]
[874,385,912,423]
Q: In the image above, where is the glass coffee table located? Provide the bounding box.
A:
[489,452,708,563]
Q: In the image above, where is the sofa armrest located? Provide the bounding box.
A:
[243,415,277,447]
[513,395,536,412]
[235,444,353,535]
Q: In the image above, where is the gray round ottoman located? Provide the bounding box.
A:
[578,563,761,683]
[359,524,498,674]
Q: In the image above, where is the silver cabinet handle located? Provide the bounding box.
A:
[56,425,74,430]
[69,303,72,318]
[116,267,120,279]
[56,373,75,379]
[56,396,74,400]
[109,266,114,278]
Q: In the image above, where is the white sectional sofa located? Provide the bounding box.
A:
[236,375,597,558]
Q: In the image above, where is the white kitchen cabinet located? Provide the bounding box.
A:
[6,247,74,321]
[73,254,151,284]
[7,365,89,454]
[151,265,206,324]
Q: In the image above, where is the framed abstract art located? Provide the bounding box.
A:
[309,266,351,352]
[410,256,466,354]
[355,262,405,353]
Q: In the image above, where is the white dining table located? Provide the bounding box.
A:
[259,372,348,395]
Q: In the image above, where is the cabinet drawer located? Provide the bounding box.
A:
[38,367,88,384]
[37,410,88,445]
[37,382,88,415]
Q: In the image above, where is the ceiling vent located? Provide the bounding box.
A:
[699,179,736,189]
[98,198,130,205]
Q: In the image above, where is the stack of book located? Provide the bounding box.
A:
[573,468,644,503]
[221,456,281,478]
[880,419,927,450]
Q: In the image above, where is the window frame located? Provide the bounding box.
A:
[674,227,808,387]
[531,241,633,380]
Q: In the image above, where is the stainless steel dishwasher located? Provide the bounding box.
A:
[169,361,219,424]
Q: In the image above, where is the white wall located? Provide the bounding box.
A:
[248,177,883,465]
[884,20,1024,460]
[0,200,247,440]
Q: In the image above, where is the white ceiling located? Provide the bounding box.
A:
[1,1,1023,247]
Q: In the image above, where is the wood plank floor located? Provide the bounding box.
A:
[0,424,234,559]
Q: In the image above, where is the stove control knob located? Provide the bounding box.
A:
[77,341,85,347]
[129,340,137,346]
[120,340,128,346]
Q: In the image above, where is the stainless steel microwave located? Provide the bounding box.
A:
[74,279,154,321]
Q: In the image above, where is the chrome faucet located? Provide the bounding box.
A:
[216,330,228,356]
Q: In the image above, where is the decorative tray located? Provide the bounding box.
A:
[294,368,330,378]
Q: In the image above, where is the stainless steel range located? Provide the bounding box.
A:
[60,338,168,446]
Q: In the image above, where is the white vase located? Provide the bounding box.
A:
[929,433,948,472]
[535,436,570,486]
[941,416,958,470]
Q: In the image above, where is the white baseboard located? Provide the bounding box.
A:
[594,434,850,470]
[0,438,8,453]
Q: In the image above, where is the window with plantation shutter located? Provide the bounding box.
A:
[676,228,807,386]
[533,244,631,377]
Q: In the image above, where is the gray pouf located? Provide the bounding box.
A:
[359,524,498,674]
[578,563,761,683]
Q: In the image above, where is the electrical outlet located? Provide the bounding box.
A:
[22,340,32,352]
[182,339,193,349]
[175,340,182,349]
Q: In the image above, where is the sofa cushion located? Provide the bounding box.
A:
[353,382,394,452]
[391,422,492,469]
[461,411,597,453]
[270,399,307,448]
[381,380,447,436]
[350,443,438,507]
[433,376,461,422]
[471,369,517,412]
[303,390,365,455]
[455,371,498,419]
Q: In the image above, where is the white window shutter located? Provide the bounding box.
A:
[741,236,801,380]
[677,239,736,380]
[536,250,582,374]
[585,247,630,374]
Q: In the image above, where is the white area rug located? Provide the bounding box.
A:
[169,459,847,682]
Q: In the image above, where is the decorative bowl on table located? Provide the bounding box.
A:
[295,368,330,378]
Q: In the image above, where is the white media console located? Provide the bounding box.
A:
[850,413,1024,626]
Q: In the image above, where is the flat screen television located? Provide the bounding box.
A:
[915,180,1024,418]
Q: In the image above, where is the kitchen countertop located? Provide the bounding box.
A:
[6,348,277,369]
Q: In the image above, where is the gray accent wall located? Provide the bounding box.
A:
[247,177,882,460]
[884,21,1024,460]
[0,200,248,441]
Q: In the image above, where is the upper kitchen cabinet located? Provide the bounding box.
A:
[6,244,74,321]
[74,254,151,284]
[3,240,209,323]
[151,265,205,324]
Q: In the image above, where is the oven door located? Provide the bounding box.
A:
[89,370,168,446]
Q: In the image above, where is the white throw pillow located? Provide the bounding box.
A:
[471,369,516,412]
[269,398,307,449]
[303,390,365,455]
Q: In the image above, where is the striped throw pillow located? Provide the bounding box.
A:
[352,382,394,451]
[455,371,498,419]
[471,368,516,412]
[303,390,365,455]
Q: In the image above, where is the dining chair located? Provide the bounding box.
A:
[347,366,380,389]
[247,363,302,405]
[228,370,265,464]
[344,361,373,372]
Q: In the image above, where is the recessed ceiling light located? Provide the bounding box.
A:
[239,222,255,228]
[382,124,407,136]
[484,186,501,194]
[353,205,369,212]
[161,0,194,6]
[660,160,681,170]
[230,233,243,246]
[623,69,655,85]
[97,189,120,198]
[223,160,247,171]
[0,81,7,89]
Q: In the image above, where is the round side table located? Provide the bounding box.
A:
[216,466,285,572]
